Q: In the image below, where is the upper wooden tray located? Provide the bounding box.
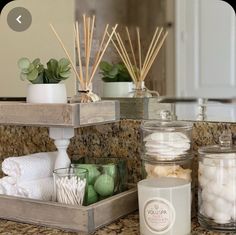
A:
[0,101,120,127]
[102,97,175,120]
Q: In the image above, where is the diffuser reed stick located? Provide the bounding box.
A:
[109,26,168,91]
[50,15,118,102]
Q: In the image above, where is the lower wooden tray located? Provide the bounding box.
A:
[0,187,138,234]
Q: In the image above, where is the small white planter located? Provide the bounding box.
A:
[102,82,133,98]
[27,84,67,104]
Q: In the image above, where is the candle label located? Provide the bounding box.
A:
[144,198,176,234]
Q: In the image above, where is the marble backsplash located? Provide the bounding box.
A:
[0,120,235,183]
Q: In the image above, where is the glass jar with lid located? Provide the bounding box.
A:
[142,154,193,182]
[198,131,236,231]
[141,113,193,161]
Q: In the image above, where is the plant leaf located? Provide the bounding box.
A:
[99,61,113,72]
[18,58,30,70]
[59,58,70,68]
[27,69,38,81]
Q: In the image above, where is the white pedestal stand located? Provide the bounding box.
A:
[49,127,74,169]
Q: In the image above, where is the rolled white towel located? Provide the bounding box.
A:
[0,176,53,201]
[2,152,57,181]
[18,177,53,201]
[0,177,18,196]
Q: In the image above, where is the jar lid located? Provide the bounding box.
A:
[198,131,236,156]
[141,120,193,132]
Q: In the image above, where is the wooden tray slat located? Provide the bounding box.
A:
[0,187,138,234]
[102,97,175,119]
[0,101,120,127]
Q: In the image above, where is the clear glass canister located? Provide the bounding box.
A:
[198,131,236,231]
[53,167,88,206]
[141,119,193,161]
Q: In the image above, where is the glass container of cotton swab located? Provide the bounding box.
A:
[53,167,88,206]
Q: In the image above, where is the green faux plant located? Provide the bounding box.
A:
[17,57,71,84]
[99,61,133,82]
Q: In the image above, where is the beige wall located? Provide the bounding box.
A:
[0,0,76,97]
[0,0,168,97]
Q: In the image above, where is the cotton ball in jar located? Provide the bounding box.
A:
[202,202,215,218]
[213,212,231,224]
[198,174,209,188]
[215,167,230,185]
[201,165,217,180]
[201,188,216,202]
[220,181,236,203]
[212,198,231,214]
[207,181,223,196]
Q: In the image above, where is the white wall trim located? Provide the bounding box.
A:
[175,0,187,97]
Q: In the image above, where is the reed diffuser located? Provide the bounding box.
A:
[50,15,117,103]
[108,26,168,98]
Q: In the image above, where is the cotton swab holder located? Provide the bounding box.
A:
[53,167,88,206]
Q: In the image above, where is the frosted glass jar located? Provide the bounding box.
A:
[198,132,236,231]
[141,120,193,161]
[142,155,193,182]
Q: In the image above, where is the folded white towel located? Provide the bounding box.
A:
[0,177,18,196]
[17,177,53,201]
[0,176,53,201]
[2,152,57,181]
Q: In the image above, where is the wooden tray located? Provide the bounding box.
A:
[0,101,120,127]
[0,187,138,234]
[102,97,175,119]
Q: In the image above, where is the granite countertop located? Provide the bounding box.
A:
[0,212,235,235]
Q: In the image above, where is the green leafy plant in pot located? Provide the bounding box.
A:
[18,57,71,103]
[99,61,134,97]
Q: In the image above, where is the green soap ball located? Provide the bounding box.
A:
[103,164,117,179]
[87,185,98,205]
[94,174,114,197]
[77,164,101,184]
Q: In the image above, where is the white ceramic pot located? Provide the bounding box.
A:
[102,82,133,98]
[27,84,67,104]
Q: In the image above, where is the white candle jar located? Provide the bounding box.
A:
[138,178,191,235]
[198,131,236,231]
[141,119,193,161]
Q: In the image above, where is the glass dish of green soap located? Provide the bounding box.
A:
[71,162,122,205]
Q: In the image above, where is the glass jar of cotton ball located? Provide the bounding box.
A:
[198,131,236,231]
[141,118,193,161]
